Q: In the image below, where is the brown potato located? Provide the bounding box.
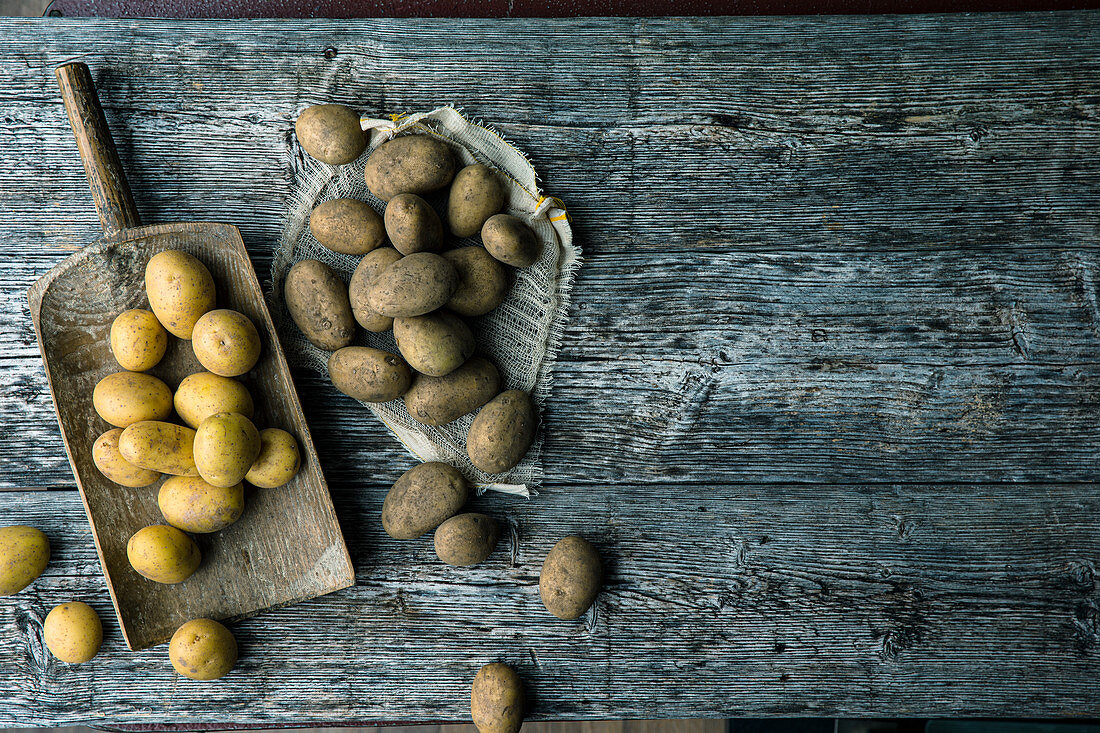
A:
[310,198,385,255]
[448,164,505,238]
[92,371,173,428]
[367,252,458,318]
[295,104,365,165]
[328,346,412,403]
[471,663,525,733]
[404,356,500,426]
[539,535,602,620]
[145,250,216,339]
[191,309,261,378]
[444,247,510,317]
[158,476,244,533]
[482,214,541,268]
[381,462,468,539]
[93,428,162,487]
[393,311,475,378]
[434,513,500,566]
[284,259,356,350]
[364,134,456,202]
[110,308,168,371]
[384,193,443,255]
[466,390,537,474]
[348,247,403,332]
[119,421,199,477]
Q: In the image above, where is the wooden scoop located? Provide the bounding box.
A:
[27,62,354,651]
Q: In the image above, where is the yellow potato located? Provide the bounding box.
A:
[191,309,261,378]
[119,421,199,477]
[110,308,168,371]
[145,250,216,339]
[174,371,254,429]
[43,602,102,664]
[0,525,50,596]
[194,412,261,488]
[158,476,245,533]
[92,428,162,487]
[471,663,525,733]
[92,371,173,428]
[245,428,301,488]
[126,525,201,584]
[170,618,238,680]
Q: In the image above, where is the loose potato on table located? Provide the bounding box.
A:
[284,259,356,351]
[328,346,412,403]
[171,618,238,681]
[466,390,537,474]
[93,371,173,428]
[191,309,261,378]
[127,524,201,584]
[482,214,541,268]
[159,476,244,533]
[245,428,301,488]
[110,308,167,371]
[194,412,261,488]
[310,198,385,255]
[0,525,50,596]
[174,371,254,429]
[404,356,500,426]
[295,104,366,166]
[444,247,509,317]
[539,535,602,620]
[348,247,403,332]
[367,252,458,318]
[434,513,500,566]
[119,421,199,477]
[448,164,505,238]
[382,461,468,539]
[43,602,102,664]
[364,134,456,202]
[145,250,216,339]
[384,193,444,255]
[471,663,525,733]
[93,428,161,487]
[393,311,475,378]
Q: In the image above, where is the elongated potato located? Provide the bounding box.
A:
[284,259,356,350]
[382,462,468,539]
[310,198,385,255]
[110,309,168,371]
[93,371,173,428]
[448,164,505,238]
[295,104,365,165]
[93,428,162,487]
[393,312,475,378]
[158,476,245,533]
[194,412,261,488]
[119,421,199,477]
[466,390,537,474]
[145,250,216,339]
[444,247,509,317]
[348,247,403,332]
[364,134,456,201]
[404,356,500,426]
[328,346,412,403]
[384,193,443,255]
[367,252,458,318]
[471,663,525,733]
[174,372,254,429]
[482,214,541,268]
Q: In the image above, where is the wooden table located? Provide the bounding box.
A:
[1,13,1098,727]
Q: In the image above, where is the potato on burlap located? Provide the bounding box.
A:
[443,246,509,317]
[284,259,356,350]
[348,247,403,332]
[367,252,458,318]
[404,356,500,426]
[364,134,456,202]
[482,214,541,268]
[384,193,443,255]
[295,104,365,166]
[310,198,386,255]
[448,164,505,238]
[466,390,537,474]
[328,346,412,403]
[393,311,475,378]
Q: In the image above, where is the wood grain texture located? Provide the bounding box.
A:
[0,11,1098,725]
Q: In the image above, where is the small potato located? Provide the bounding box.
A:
[466,390,537,474]
[434,513,500,566]
[93,428,162,487]
[444,247,510,317]
[328,346,412,403]
[539,535,602,620]
[110,309,167,371]
[382,462,468,540]
[174,372,254,429]
[310,198,385,255]
[284,259,356,350]
[0,525,50,596]
[119,421,199,477]
[384,193,443,255]
[170,618,238,681]
[295,104,365,165]
[93,371,173,428]
[245,428,301,488]
[194,412,261,488]
[482,214,541,268]
[43,602,102,664]
[448,164,505,238]
[127,524,201,584]
[158,476,244,533]
[191,309,261,378]
[367,252,458,318]
[393,312,475,378]
[404,357,500,426]
[364,134,457,202]
[348,247,403,332]
[471,663,525,733]
[145,250,216,339]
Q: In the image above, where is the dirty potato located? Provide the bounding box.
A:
[384,193,444,255]
[367,252,458,318]
[93,428,162,487]
[310,198,386,255]
[444,247,509,317]
[158,475,245,533]
[284,259,356,350]
[93,371,173,428]
[466,390,537,474]
[295,104,366,165]
[539,535,602,620]
[110,309,168,372]
[348,247,403,332]
[448,164,505,238]
[393,311,475,378]
[404,356,500,426]
[381,461,468,539]
[481,214,541,268]
[471,663,525,733]
[434,513,501,567]
[364,134,457,201]
[145,250,216,339]
[328,346,412,403]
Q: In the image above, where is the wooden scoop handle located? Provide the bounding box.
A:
[55,62,141,236]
